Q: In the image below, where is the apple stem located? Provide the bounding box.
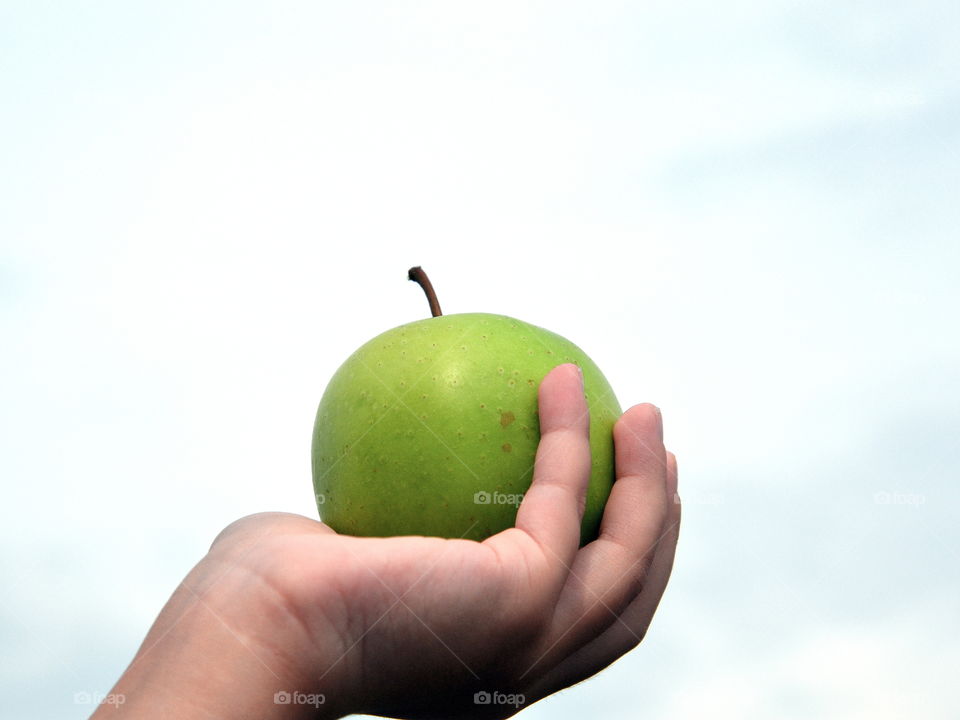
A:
[408,266,443,317]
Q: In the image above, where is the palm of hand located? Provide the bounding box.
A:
[208,365,680,719]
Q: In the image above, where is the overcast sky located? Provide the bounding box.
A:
[2,2,959,718]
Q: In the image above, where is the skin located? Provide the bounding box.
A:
[93,364,681,719]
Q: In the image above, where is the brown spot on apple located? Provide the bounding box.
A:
[500,411,516,427]
[502,443,512,453]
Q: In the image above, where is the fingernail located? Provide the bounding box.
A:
[652,405,663,442]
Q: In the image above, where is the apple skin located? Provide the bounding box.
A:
[312,312,621,545]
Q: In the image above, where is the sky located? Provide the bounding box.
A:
[2,1,958,718]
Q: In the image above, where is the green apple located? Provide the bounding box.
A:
[311,268,621,544]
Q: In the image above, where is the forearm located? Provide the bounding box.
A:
[92,553,353,719]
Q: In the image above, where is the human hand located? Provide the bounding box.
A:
[95,363,680,719]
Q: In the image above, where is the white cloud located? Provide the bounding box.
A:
[661,598,959,719]
[2,1,958,718]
